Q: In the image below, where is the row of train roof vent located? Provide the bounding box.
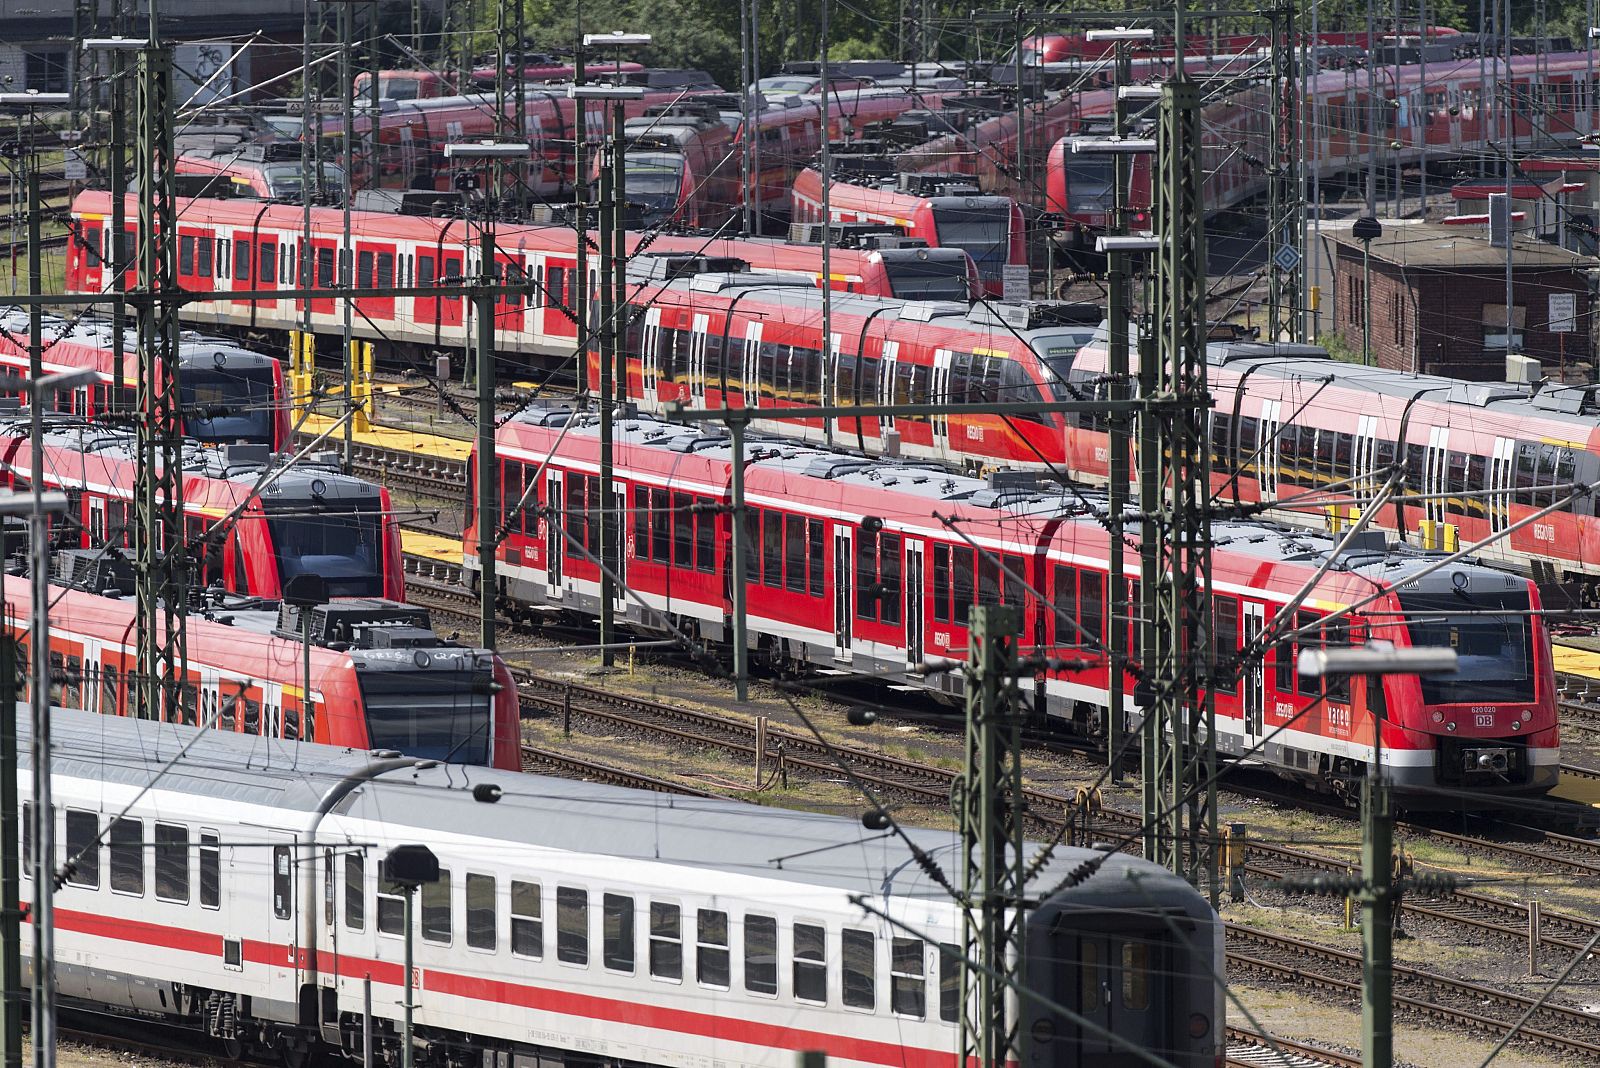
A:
[640,101,726,126]
[273,599,442,648]
[631,252,751,282]
[1527,383,1600,416]
[897,172,983,198]
[687,270,815,293]
[788,221,914,248]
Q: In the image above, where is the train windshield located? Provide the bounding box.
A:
[883,257,971,301]
[263,163,346,204]
[1061,157,1115,214]
[182,364,278,445]
[625,154,686,225]
[1395,587,1534,705]
[930,204,1011,282]
[265,496,385,598]
[358,669,492,765]
[1033,329,1099,398]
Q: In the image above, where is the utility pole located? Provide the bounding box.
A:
[597,94,617,669]
[133,43,188,724]
[1140,22,1217,901]
[339,0,357,472]
[0,630,16,1068]
[957,606,1026,1068]
[1265,3,1301,342]
[475,226,498,651]
[613,102,628,410]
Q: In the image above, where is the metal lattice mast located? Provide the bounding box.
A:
[957,606,1027,1068]
[1140,55,1218,901]
[134,45,187,722]
[1265,3,1302,342]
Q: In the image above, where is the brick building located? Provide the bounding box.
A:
[1324,224,1594,382]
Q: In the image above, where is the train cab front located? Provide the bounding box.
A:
[1382,572,1560,802]
[256,466,395,599]
[178,346,285,448]
[1020,853,1222,1068]
[622,151,690,228]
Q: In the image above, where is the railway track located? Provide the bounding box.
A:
[1225,1027,1360,1068]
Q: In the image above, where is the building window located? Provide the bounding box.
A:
[24,50,68,93]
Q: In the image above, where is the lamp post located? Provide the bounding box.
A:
[1351,215,1383,365]
[0,367,103,1068]
[444,140,534,653]
[1297,641,1458,1068]
[380,845,439,1068]
[570,77,646,669]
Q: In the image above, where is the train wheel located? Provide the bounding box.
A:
[221,1038,245,1062]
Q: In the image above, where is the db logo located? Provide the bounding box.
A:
[1533,523,1555,542]
[1475,713,1494,728]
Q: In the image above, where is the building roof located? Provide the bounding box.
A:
[1323,223,1588,270]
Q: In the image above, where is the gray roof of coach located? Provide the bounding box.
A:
[33,708,1202,906]
[1209,518,1514,584]
[0,310,276,370]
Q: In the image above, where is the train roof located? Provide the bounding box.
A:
[1205,520,1520,590]
[0,310,279,373]
[35,708,1201,904]
[3,418,379,502]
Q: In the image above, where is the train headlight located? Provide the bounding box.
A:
[1188,1013,1210,1039]
[413,650,432,668]
[311,478,327,497]
[1030,1019,1056,1045]
[1522,709,1534,722]
[1431,712,1444,723]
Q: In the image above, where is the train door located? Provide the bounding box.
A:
[641,307,662,402]
[1424,426,1449,529]
[296,238,338,316]
[877,340,900,445]
[263,831,300,996]
[1068,930,1171,1060]
[545,471,564,601]
[903,540,924,672]
[319,845,340,1027]
[199,668,222,729]
[354,242,397,322]
[1488,435,1515,534]
[689,313,710,409]
[1241,601,1264,751]
[1257,400,1280,502]
[929,349,953,454]
[833,526,853,662]
[741,322,762,410]
[1353,415,1378,503]
[609,478,628,617]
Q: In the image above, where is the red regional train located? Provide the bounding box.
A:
[0,307,289,449]
[464,407,1558,801]
[64,193,984,360]
[3,575,521,769]
[0,417,404,602]
[790,167,1027,296]
[1044,50,1600,239]
[611,103,740,229]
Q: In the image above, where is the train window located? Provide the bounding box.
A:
[1334,433,1353,479]
[345,853,365,930]
[652,487,671,562]
[244,699,261,735]
[377,883,403,936]
[200,833,219,910]
[155,823,190,903]
[744,914,777,996]
[793,923,826,1003]
[1314,429,1334,481]
[48,652,63,705]
[938,943,960,1022]
[1053,565,1077,644]
[467,874,496,951]
[317,247,335,288]
[234,239,250,282]
[274,845,292,920]
[101,665,118,718]
[20,803,29,881]
[502,462,523,534]
[951,547,974,626]
[1446,451,1468,512]
[1557,449,1577,506]
[65,810,99,889]
[743,509,759,581]
[358,251,374,289]
[533,265,545,309]
[548,266,566,312]
[1212,597,1238,694]
[891,938,925,1019]
[557,886,588,965]
[378,253,395,289]
[880,534,901,624]
[650,901,682,980]
[674,492,695,568]
[418,254,435,288]
[1121,942,1150,1010]
[1080,938,1101,1013]
[696,909,729,988]
[1466,454,1488,519]
[180,235,195,276]
[1081,571,1104,648]
[631,485,649,549]
[603,893,635,973]
[842,928,875,1010]
[109,817,143,896]
[421,870,452,944]
[511,880,542,958]
[697,497,716,573]
[763,510,783,587]
[784,513,806,593]
[1295,612,1319,698]
[934,546,951,622]
[323,849,335,926]
[1273,638,1293,697]
[978,553,999,607]
[339,249,350,287]
[64,655,81,709]
[808,519,824,596]
[1210,412,1233,473]
[1404,443,1426,493]
[260,241,276,285]
[1324,621,1350,703]
[198,238,213,279]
